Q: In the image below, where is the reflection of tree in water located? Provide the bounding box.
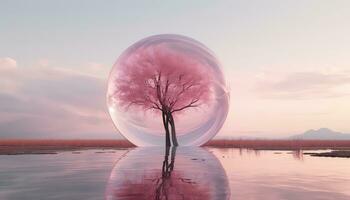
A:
[155,147,176,199]
[236,148,261,157]
[111,147,210,200]
[292,149,304,161]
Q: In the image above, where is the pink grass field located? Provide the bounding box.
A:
[0,139,350,153]
[0,139,135,154]
[204,139,350,150]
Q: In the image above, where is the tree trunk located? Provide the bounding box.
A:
[168,112,179,146]
[162,111,171,147]
[161,146,176,177]
[169,146,176,171]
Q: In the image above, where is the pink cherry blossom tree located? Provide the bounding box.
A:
[112,45,212,146]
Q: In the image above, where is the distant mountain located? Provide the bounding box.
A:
[290,128,350,140]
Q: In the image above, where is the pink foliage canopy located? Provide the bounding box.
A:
[113,44,212,115]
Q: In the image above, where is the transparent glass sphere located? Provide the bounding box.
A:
[107,34,229,146]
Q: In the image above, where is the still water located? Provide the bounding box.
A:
[0,147,349,200]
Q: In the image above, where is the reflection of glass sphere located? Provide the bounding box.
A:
[105,147,230,200]
[107,34,229,146]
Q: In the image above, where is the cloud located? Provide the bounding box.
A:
[0,57,17,70]
[0,58,118,139]
[0,57,20,93]
[255,70,350,99]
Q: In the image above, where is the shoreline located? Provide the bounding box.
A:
[0,139,350,157]
[0,139,135,155]
[204,139,350,150]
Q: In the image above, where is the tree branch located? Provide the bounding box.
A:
[171,98,200,113]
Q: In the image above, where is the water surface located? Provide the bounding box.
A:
[0,148,349,200]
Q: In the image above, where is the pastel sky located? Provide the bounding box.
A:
[1,0,350,139]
